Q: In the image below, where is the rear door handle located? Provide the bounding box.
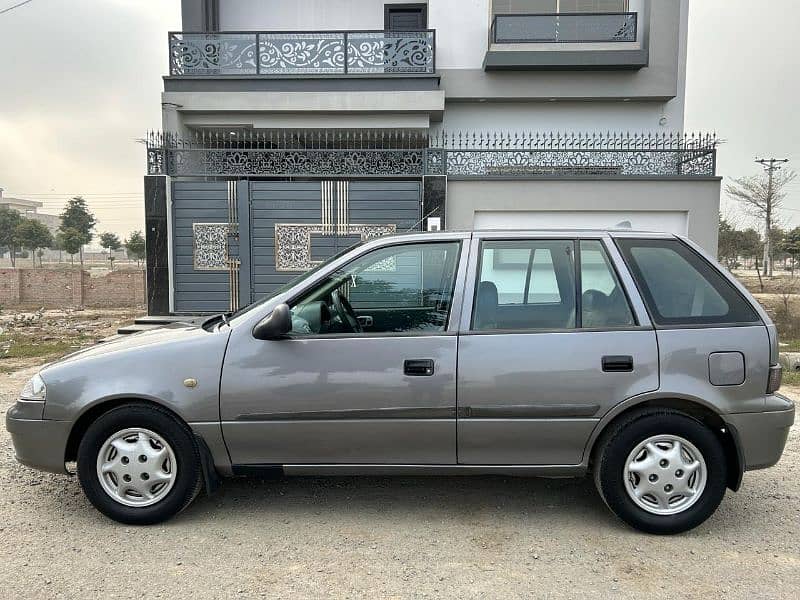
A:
[602,355,634,372]
[404,359,435,376]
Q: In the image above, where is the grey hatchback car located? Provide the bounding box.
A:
[6,230,795,533]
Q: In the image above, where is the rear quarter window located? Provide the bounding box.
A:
[616,238,760,327]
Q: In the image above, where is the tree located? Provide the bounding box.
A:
[782,227,800,276]
[0,206,23,267]
[14,218,54,268]
[717,216,739,269]
[58,196,96,267]
[57,227,84,266]
[99,232,122,269]
[725,168,796,277]
[124,230,146,267]
[770,227,788,270]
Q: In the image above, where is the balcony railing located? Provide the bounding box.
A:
[146,131,717,178]
[168,30,436,76]
[491,12,637,44]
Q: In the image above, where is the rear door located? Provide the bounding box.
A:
[456,233,659,465]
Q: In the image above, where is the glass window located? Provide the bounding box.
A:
[558,0,627,12]
[492,0,626,14]
[473,240,576,331]
[289,242,461,335]
[527,248,561,303]
[580,240,634,328]
[616,238,761,326]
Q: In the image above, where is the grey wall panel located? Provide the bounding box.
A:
[172,180,232,314]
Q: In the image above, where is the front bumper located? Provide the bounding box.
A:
[6,401,71,474]
[724,394,795,471]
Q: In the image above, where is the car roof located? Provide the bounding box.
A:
[374,228,676,240]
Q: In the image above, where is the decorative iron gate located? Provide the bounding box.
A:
[172,179,421,313]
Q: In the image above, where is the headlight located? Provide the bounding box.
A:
[20,373,47,401]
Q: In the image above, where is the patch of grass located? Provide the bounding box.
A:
[0,335,79,360]
[779,340,800,352]
[782,369,800,388]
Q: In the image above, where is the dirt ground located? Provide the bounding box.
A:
[0,311,798,599]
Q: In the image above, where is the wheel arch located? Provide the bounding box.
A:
[585,394,744,492]
[65,396,191,464]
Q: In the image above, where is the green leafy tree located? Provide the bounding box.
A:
[124,230,146,267]
[15,218,54,268]
[737,227,766,291]
[57,227,84,266]
[739,228,764,265]
[58,196,96,267]
[781,227,800,276]
[770,227,788,269]
[99,232,122,270]
[717,216,739,269]
[0,206,23,267]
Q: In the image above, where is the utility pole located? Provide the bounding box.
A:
[755,157,789,277]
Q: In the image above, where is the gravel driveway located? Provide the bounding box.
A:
[1,364,798,599]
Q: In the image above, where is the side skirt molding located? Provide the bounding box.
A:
[231,464,588,477]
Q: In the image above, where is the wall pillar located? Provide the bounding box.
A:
[423,176,447,231]
[70,270,85,307]
[145,175,170,315]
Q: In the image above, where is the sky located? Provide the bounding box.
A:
[0,0,798,242]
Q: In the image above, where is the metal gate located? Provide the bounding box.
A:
[172,180,238,314]
[171,179,421,313]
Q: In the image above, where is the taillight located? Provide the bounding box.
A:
[767,364,782,394]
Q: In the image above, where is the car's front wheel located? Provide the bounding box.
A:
[77,403,202,525]
[594,408,727,535]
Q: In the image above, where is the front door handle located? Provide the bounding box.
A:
[357,315,373,328]
[602,355,634,372]
[404,359,434,376]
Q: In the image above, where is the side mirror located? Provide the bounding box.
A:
[252,303,292,340]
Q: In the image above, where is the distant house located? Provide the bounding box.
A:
[0,188,61,261]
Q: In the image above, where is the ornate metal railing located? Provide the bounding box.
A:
[491,12,637,44]
[146,131,717,178]
[168,30,436,76]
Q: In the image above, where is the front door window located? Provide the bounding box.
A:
[290,241,461,335]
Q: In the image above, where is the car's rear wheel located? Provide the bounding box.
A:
[77,403,202,525]
[594,408,727,535]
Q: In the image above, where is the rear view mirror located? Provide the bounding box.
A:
[252,304,292,340]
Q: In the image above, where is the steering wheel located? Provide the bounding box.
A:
[331,289,362,333]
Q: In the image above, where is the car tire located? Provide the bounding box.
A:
[594,408,727,535]
[77,403,203,525]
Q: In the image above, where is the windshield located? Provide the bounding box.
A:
[228,241,365,321]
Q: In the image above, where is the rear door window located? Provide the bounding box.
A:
[580,240,635,328]
[616,238,760,326]
[472,240,576,331]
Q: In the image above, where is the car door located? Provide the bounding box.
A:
[456,233,659,466]
[220,235,468,466]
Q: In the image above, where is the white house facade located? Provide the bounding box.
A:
[143,0,720,315]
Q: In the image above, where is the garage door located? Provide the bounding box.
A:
[473,211,689,236]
